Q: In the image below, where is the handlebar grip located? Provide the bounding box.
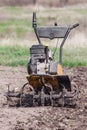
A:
[32,12,37,28]
[70,23,79,30]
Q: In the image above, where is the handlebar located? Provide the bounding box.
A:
[59,23,79,64]
[32,12,80,65]
[70,23,79,30]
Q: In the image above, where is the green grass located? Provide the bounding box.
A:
[0,46,87,67]
[54,47,87,67]
[0,19,32,37]
[0,46,29,66]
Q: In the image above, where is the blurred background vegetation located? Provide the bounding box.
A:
[0,0,86,6]
[0,0,87,67]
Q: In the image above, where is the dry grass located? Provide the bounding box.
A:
[0,0,87,6]
[0,3,87,48]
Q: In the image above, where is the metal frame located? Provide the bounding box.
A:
[32,12,79,64]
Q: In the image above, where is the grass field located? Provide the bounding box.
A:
[0,45,87,67]
[0,4,87,67]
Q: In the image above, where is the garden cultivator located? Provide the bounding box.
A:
[6,13,79,107]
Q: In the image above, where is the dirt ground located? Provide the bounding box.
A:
[0,66,87,130]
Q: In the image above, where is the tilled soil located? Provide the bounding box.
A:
[0,66,87,130]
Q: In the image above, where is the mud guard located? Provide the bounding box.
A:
[26,74,71,92]
[57,75,71,91]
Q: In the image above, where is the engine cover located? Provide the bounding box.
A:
[27,44,48,74]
